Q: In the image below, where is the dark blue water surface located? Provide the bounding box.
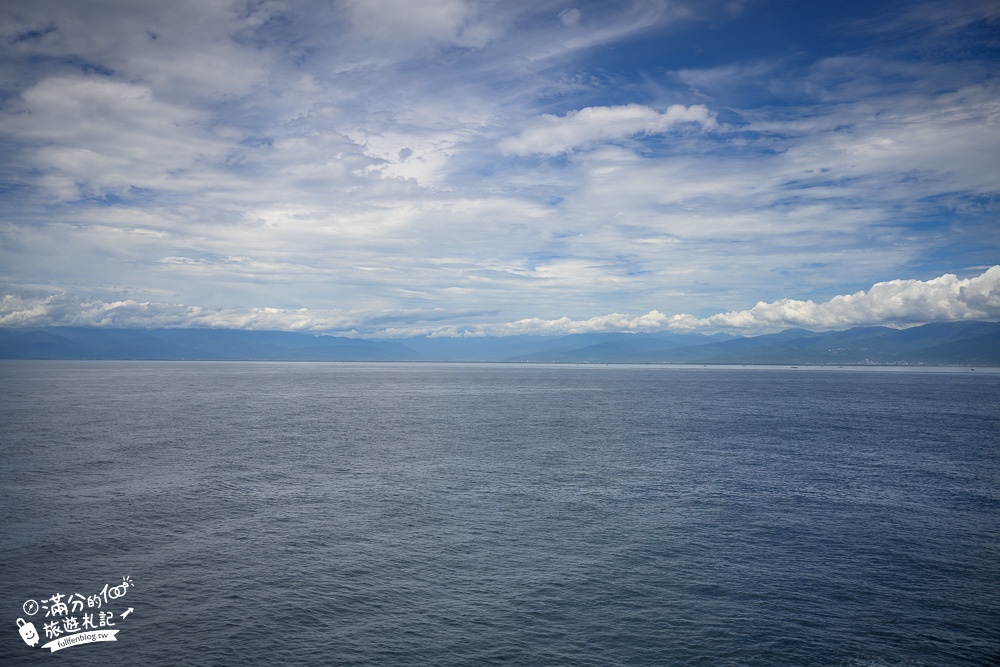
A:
[1,362,998,666]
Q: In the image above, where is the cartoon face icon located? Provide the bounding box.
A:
[17,618,39,647]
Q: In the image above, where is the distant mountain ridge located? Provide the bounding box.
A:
[1,321,998,365]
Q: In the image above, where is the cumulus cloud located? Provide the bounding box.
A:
[462,266,1000,336]
[499,104,718,156]
[695,267,1000,331]
[487,310,673,336]
[4,267,997,337]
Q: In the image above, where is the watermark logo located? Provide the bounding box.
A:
[16,618,39,647]
[16,576,134,653]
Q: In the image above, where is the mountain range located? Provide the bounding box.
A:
[1,321,998,365]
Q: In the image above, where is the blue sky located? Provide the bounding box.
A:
[1,0,998,336]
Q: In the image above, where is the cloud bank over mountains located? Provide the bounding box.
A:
[0,0,997,337]
[489,266,1000,336]
[4,266,997,337]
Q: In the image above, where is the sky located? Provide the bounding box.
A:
[0,0,998,337]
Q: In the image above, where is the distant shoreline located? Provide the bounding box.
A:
[3,321,998,366]
[2,359,997,372]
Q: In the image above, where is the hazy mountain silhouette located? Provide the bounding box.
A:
[1,322,997,365]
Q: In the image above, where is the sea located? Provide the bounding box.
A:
[1,361,998,666]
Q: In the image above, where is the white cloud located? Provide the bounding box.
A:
[0,1,996,335]
[488,310,673,336]
[4,267,997,337]
[690,267,1000,331]
[500,103,718,155]
[0,0,274,100]
[475,266,1000,336]
[0,292,379,332]
[558,8,582,27]
[344,0,503,52]
[5,76,232,200]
